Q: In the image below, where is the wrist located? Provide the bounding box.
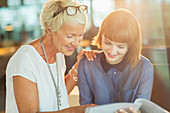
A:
[74,61,79,69]
[69,65,78,81]
[72,65,78,73]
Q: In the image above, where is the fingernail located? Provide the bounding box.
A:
[88,59,91,61]
[92,58,94,61]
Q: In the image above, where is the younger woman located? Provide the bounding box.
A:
[78,9,154,105]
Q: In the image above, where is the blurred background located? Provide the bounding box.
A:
[0,0,170,112]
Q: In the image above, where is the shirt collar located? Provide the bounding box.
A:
[100,52,128,73]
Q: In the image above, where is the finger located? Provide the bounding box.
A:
[137,110,141,113]
[84,51,92,61]
[91,51,97,58]
[89,104,98,107]
[87,51,94,61]
[118,109,128,113]
[129,107,138,113]
[77,49,86,61]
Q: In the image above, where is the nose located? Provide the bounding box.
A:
[72,38,79,46]
[110,45,118,55]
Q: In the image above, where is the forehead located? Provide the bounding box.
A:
[58,23,85,34]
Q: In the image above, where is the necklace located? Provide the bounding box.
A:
[40,37,61,110]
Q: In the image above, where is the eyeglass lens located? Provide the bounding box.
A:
[66,5,87,16]
[53,5,88,17]
[66,7,77,16]
[79,5,88,14]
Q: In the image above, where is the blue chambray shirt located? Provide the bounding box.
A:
[78,52,154,105]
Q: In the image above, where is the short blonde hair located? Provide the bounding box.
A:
[92,9,142,67]
[40,0,87,34]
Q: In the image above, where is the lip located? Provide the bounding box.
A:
[108,52,117,58]
[66,46,75,51]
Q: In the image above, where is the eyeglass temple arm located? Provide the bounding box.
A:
[53,7,67,17]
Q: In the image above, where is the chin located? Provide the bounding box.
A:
[106,56,118,64]
[63,51,74,56]
[107,60,116,64]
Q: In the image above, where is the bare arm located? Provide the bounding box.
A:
[65,61,79,94]
[13,76,96,113]
[13,76,39,113]
[39,104,96,113]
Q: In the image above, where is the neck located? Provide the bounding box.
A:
[41,35,59,57]
[29,35,58,64]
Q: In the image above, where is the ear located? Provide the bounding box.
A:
[45,23,52,35]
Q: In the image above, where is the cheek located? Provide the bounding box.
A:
[119,48,128,55]
[62,39,69,44]
[79,36,83,42]
[53,38,66,50]
[58,38,69,46]
[102,43,110,50]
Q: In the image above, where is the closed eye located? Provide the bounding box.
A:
[105,41,111,45]
[67,35,73,38]
[79,34,83,37]
[117,45,125,49]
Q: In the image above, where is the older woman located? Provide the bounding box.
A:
[5,0,96,113]
[78,9,154,106]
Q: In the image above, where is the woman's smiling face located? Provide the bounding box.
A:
[101,35,128,65]
[52,23,85,56]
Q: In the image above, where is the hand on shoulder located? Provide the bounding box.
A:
[77,49,100,62]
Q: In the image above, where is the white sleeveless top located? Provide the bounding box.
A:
[6,45,69,113]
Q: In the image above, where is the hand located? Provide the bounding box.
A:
[77,49,99,62]
[69,104,98,113]
[115,107,141,113]
[56,104,98,113]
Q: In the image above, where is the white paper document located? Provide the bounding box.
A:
[85,102,142,113]
[85,98,169,113]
